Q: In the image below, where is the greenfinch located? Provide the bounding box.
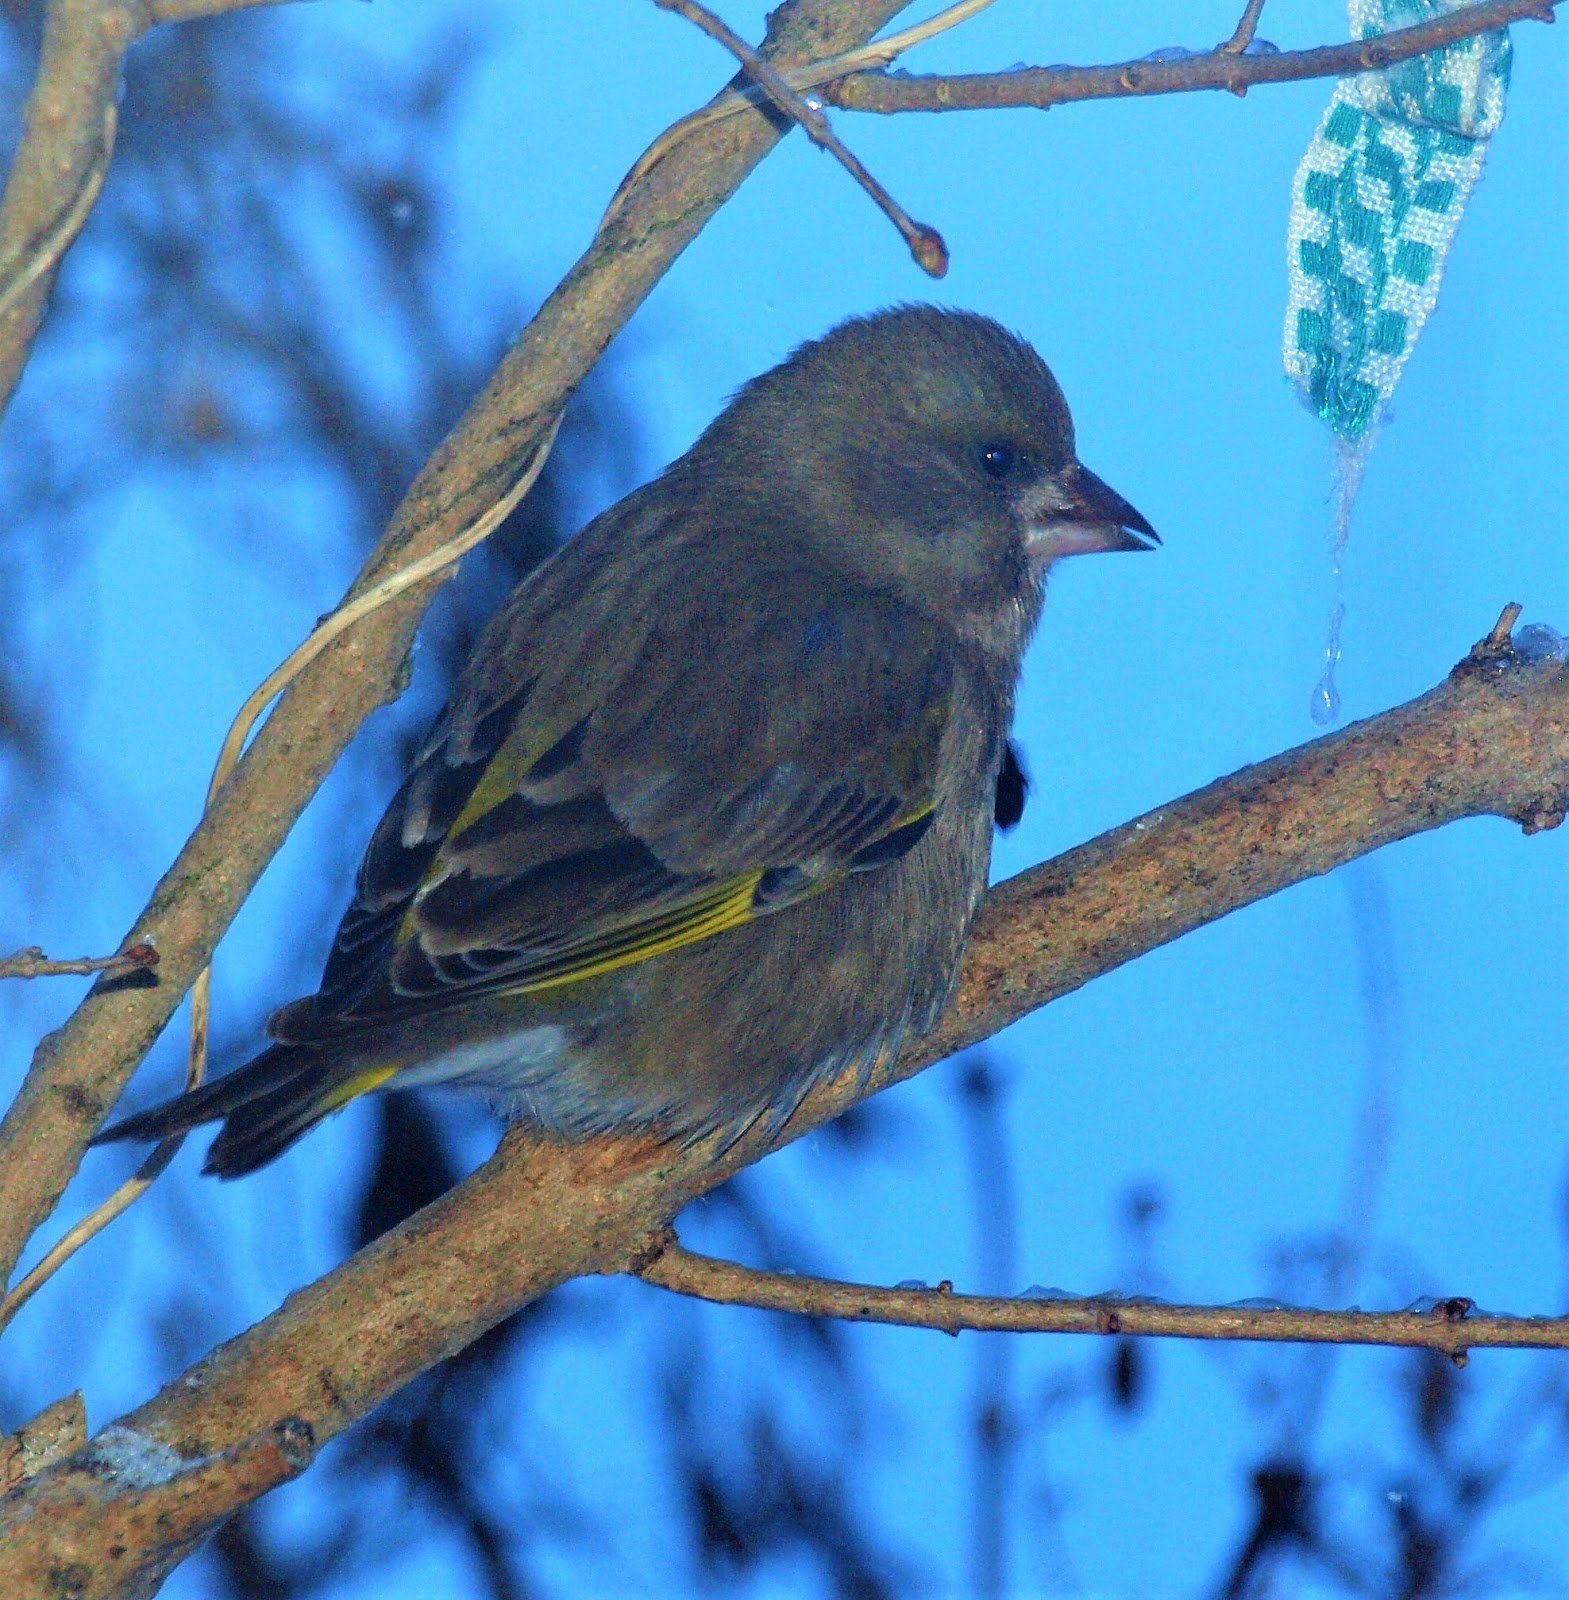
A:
[96,306,1155,1176]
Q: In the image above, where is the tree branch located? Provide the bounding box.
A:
[825,0,1559,115]
[0,0,302,418]
[0,0,911,1294]
[636,1234,1569,1360]
[0,0,128,416]
[0,1418,315,1599]
[3,619,1565,1589]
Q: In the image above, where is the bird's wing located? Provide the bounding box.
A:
[291,558,956,1038]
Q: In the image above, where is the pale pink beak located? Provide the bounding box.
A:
[1020,462,1158,567]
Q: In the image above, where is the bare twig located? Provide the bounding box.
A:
[0,942,156,982]
[653,0,947,275]
[635,1234,1569,1360]
[826,0,1560,115]
[0,1136,184,1336]
[609,0,998,209]
[4,619,1566,1586]
[206,414,563,807]
[1220,0,1270,54]
[607,0,1550,234]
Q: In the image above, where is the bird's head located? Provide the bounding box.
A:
[683,305,1156,654]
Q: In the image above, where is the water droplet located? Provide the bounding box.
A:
[1308,439,1366,727]
[1310,601,1346,726]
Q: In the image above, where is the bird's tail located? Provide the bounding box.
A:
[92,1044,395,1179]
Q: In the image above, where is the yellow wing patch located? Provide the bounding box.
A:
[320,1064,400,1114]
[499,870,764,996]
[389,798,936,1009]
[494,798,937,998]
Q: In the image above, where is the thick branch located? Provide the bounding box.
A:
[826,0,1559,115]
[0,0,910,1292]
[3,631,1564,1589]
[0,1419,315,1599]
[636,1236,1569,1358]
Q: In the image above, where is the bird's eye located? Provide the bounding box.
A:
[979,442,1016,480]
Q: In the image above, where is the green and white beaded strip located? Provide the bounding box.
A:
[1286,0,1511,438]
[1284,0,1511,721]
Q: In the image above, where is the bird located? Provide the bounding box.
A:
[94,305,1156,1178]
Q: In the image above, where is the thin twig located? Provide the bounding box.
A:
[635,1234,1569,1361]
[185,405,561,1073]
[827,0,1560,114]
[608,0,997,215]
[0,942,156,982]
[652,0,947,275]
[607,0,1548,231]
[0,419,562,1334]
[1219,0,1269,54]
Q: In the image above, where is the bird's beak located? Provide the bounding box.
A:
[1018,461,1159,568]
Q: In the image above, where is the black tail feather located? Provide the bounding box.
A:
[201,1077,346,1178]
[91,1043,336,1179]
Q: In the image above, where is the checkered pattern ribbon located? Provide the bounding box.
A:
[1284,0,1512,440]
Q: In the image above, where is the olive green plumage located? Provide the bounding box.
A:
[95,306,1155,1177]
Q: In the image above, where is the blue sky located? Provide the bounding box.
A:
[4,2,1567,1594]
